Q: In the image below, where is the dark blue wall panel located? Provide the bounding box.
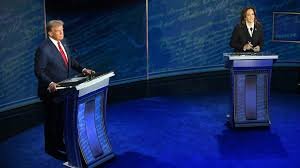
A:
[46,1,147,84]
[273,12,300,42]
[1,0,300,110]
[0,0,45,109]
[148,0,300,77]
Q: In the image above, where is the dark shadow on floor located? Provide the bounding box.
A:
[100,151,176,168]
[216,128,288,160]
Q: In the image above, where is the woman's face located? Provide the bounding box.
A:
[245,9,255,24]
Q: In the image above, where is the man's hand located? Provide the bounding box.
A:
[253,45,260,52]
[82,68,95,76]
[48,82,59,93]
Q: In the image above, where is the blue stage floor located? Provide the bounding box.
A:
[1,91,300,168]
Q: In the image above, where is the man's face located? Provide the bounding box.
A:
[48,25,64,41]
[245,9,255,24]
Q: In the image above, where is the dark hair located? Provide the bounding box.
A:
[239,7,260,26]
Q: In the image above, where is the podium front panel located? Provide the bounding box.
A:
[224,53,277,127]
[63,72,115,168]
[233,70,270,126]
[77,87,113,166]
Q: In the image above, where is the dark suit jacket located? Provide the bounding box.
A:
[34,38,83,99]
[230,23,264,52]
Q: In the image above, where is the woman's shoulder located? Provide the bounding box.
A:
[234,23,245,30]
[255,22,263,28]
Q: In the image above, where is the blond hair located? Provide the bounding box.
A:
[46,20,64,33]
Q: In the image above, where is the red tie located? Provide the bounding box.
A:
[57,41,68,67]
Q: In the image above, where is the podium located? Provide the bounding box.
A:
[224,53,278,127]
[58,72,115,168]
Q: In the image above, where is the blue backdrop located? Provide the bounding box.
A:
[148,0,300,78]
[0,0,300,110]
[0,0,45,110]
[273,12,300,42]
[46,0,147,83]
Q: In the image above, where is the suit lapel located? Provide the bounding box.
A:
[61,41,71,69]
[251,26,257,40]
[47,38,68,68]
[243,25,251,38]
[61,41,70,60]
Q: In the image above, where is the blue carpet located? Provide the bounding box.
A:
[1,91,300,168]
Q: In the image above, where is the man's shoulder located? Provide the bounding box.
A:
[37,39,51,49]
[35,39,54,56]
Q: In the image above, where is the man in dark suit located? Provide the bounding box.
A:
[34,20,93,160]
[230,7,264,52]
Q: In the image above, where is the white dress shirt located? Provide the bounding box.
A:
[49,37,68,61]
[246,22,255,37]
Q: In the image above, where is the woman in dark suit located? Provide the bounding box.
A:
[230,7,264,52]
